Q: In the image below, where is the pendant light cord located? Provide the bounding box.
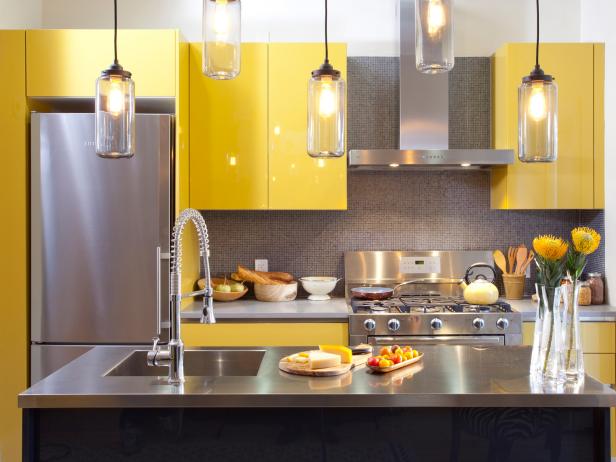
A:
[535,0,539,69]
[324,0,329,63]
[114,0,118,65]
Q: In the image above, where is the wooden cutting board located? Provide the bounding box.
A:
[279,351,371,377]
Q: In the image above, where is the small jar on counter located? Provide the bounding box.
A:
[587,272,604,305]
[578,281,592,306]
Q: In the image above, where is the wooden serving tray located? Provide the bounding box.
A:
[365,353,424,374]
[279,351,370,377]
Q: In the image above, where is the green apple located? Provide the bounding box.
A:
[216,284,231,293]
[230,283,245,292]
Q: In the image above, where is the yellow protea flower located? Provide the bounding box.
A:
[533,235,568,261]
[571,227,601,255]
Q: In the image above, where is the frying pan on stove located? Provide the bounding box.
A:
[351,286,394,300]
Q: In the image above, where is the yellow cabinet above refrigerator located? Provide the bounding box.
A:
[26,29,177,97]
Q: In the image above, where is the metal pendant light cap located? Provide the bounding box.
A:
[101,62,132,79]
[522,65,553,84]
[311,60,341,80]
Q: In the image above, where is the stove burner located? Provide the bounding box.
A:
[410,306,442,314]
[370,303,387,312]
[456,305,492,313]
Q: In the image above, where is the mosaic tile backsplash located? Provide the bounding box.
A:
[200,57,605,297]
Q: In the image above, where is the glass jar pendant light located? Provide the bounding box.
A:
[307,0,346,158]
[518,0,557,163]
[203,0,241,80]
[415,0,454,73]
[95,0,135,158]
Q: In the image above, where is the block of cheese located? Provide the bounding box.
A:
[308,351,341,370]
[319,345,353,364]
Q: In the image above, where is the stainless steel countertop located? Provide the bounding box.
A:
[19,345,616,409]
[508,299,616,322]
[181,298,349,322]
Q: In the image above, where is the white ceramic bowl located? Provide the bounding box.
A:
[299,277,340,301]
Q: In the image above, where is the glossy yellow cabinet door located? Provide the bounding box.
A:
[0,30,28,462]
[268,43,347,210]
[189,43,269,210]
[491,43,604,209]
[26,29,177,97]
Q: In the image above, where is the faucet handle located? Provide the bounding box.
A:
[147,336,161,367]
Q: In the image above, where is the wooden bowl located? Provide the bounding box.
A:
[198,277,248,302]
[254,281,298,302]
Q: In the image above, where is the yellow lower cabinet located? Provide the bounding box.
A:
[268,43,347,210]
[182,322,348,347]
[584,354,616,384]
[491,43,603,209]
[523,321,615,353]
[189,43,269,210]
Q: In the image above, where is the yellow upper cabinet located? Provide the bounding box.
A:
[268,43,347,210]
[189,43,269,210]
[26,29,177,97]
[188,42,348,210]
[491,43,604,209]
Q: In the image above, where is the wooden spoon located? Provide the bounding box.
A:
[518,250,535,276]
[493,250,508,274]
[507,246,516,274]
[515,246,528,275]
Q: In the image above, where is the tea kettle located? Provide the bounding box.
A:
[460,263,499,305]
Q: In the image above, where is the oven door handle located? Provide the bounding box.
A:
[369,336,505,346]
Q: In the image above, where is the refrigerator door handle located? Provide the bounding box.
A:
[156,246,162,335]
[158,249,171,332]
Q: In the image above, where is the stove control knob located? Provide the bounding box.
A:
[388,318,401,332]
[363,319,376,332]
[472,318,485,329]
[430,318,443,330]
[496,318,509,330]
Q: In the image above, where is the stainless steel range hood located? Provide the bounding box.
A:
[348,0,514,170]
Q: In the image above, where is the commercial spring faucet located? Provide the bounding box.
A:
[147,208,216,383]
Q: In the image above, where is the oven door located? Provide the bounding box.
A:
[368,336,505,347]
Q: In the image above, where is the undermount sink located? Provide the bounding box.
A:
[104,349,266,377]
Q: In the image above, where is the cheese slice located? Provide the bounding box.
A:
[319,345,353,364]
[308,351,341,370]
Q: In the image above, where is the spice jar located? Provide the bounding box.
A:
[587,272,604,305]
[578,281,592,306]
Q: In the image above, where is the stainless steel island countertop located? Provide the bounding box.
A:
[19,345,616,409]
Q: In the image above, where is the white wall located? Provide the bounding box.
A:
[0,0,41,28]
[40,0,581,56]
[581,0,616,303]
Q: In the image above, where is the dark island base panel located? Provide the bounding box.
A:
[24,407,609,462]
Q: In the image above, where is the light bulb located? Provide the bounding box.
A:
[107,80,124,115]
[528,84,547,121]
[318,81,336,118]
[427,0,446,36]
[213,0,230,41]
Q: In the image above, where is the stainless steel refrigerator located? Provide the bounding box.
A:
[30,113,171,383]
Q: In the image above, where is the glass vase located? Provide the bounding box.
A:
[537,285,564,382]
[561,280,584,381]
[529,283,545,377]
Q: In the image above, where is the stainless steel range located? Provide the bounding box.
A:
[346,251,522,347]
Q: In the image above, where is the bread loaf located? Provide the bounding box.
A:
[236,265,284,285]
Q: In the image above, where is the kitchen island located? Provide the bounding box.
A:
[20,345,616,461]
